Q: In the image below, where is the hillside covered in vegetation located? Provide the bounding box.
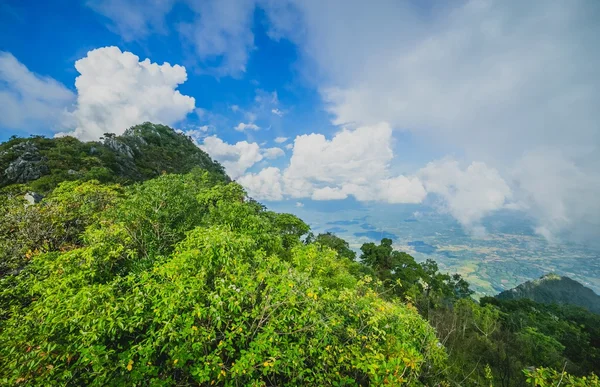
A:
[497,273,600,314]
[1,124,598,386]
[0,122,228,193]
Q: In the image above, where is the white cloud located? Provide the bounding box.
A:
[230,104,240,112]
[178,0,256,77]
[283,123,393,192]
[274,136,288,143]
[418,159,512,234]
[312,187,347,201]
[238,167,283,201]
[200,135,263,179]
[512,148,600,245]
[244,122,428,205]
[234,122,260,131]
[59,46,195,141]
[87,0,175,40]
[295,201,304,207]
[373,176,427,204]
[262,147,285,159]
[266,0,600,244]
[271,108,284,117]
[285,143,293,150]
[0,51,75,131]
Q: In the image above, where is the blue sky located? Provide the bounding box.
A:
[1,0,599,249]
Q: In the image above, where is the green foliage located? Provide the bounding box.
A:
[0,180,121,278]
[0,173,445,386]
[523,367,599,386]
[314,232,357,261]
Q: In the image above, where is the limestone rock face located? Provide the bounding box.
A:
[103,136,134,159]
[2,142,49,184]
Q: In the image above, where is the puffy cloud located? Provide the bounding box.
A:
[60,47,195,141]
[0,52,75,131]
[238,167,283,201]
[274,136,288,143]
[200,135,263,179]
[284,123,393,189]
[372,176,426,204]
[262,147,285,159]
[312,187,347,201]
[295,202,304,207]
[271,108,284,117]
[418,159,512,234]
[246,122,428,205]
[285,143,293,150]
[234,122,260,131]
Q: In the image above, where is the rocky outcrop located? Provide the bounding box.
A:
[2,142,49,184]
[103,136,134,158]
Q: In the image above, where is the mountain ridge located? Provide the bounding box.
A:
[0,122,229,193]
[496,273,600,314]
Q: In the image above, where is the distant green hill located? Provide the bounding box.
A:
[0,122,229,193]
[496,273,600,314]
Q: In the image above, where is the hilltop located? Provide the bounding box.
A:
[496,273,600,314]
[0,122,228,193]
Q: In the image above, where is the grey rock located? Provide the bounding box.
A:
[24,191,43,205]
[3,142,50,184]
[103,137,134,158]
[67,169,78,175]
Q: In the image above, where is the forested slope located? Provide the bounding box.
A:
[497,273,600,314]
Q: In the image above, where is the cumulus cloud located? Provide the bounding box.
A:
[262,147,285,159]
[274,136,288,143]
[200,135,263,179]
[284,123,393,189]
[59,46,195,141]
[234,122,260,131]
[312,186,347,201]
[418,159,512,235]
[285,143,293,150]
[237,167,283,201]
[243,122,427,205]
[271,108,284,117]
[0,52,75,131]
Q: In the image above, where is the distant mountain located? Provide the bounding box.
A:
[496,273,600,314]
[0,122,229,193]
